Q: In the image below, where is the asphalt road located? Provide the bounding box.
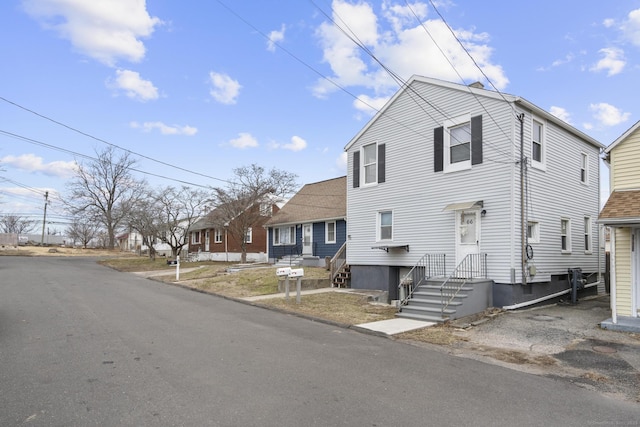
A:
[1,256,638,426]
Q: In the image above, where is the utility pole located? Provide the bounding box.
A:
[41,191,49,246]
[518,113,527,287]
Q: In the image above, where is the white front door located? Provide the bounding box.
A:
[205,230,210,252]
[302,224,313,255]
[455,209,480,272]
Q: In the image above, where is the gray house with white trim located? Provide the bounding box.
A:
[345,75,604,318]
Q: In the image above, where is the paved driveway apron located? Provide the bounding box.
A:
[1,256,638,426]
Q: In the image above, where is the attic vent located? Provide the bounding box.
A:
[469,81,484,89]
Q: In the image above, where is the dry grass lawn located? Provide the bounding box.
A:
[255,293,398,325]
[176,266,331,298]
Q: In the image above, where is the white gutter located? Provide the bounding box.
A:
[502,281,602,310]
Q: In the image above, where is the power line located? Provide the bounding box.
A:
[0,129,213,189]
[311,0,515,164]
[0,96,230,185]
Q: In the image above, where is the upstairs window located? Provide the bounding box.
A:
[352,142,385,188]
[434,115,482,173]
[260,203,273,216]
[363,143,377,185]
[532,118,545,169]
[580,153,588,184]
[449,122,471,164]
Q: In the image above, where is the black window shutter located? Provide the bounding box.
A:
[471,115,483,165]
[377,144,386,183]
[434,126,443,172]
[353,151,360,188]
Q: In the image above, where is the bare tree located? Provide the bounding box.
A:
[0,214,37,234]
[127,188,163,260]
[212,164,297,262]
[66,147,146,250]
[156,186,210,258]
[66,218,99,248]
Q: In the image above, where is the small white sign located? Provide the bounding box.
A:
[288,268,304,278]
[276,267,292,277]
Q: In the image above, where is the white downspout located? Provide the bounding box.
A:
[611,227,617,324]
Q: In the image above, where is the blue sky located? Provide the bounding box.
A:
[1,0,639,232]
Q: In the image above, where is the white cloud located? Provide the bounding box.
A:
[589,102,631,127]
[209,71,242,104]
[267,24,286,52]
[603,18,615,28]
[22,0,162,66]
[130,121,197,136]
[313,0,508,100]
[269,136,308,151]
[549,106,572,124]
[590,47,625,76]
[108,69,159,101]
[282,136,307,152]
[621,8,640,46]
[0,154,76,178]
[228,132,258,149]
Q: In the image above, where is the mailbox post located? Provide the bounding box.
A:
[175,256,180,281]
[288,268,304,304]
[276,267,292,300]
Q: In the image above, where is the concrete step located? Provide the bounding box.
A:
[396,311,446,323]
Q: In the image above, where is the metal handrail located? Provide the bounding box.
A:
[329,241,347,282]
[440,253,487,314]
[397,253,447,308]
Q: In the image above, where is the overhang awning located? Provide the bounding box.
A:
[443,200,483,211]
[371,244,409,253]
[599,190,640,226]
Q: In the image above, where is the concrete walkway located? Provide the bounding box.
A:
[355,318,435,335]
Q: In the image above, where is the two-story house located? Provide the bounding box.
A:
[345,75,604,321]
[600,120,640,332]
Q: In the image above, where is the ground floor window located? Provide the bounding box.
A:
[274,226,296,245]
[326,221,336,244]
